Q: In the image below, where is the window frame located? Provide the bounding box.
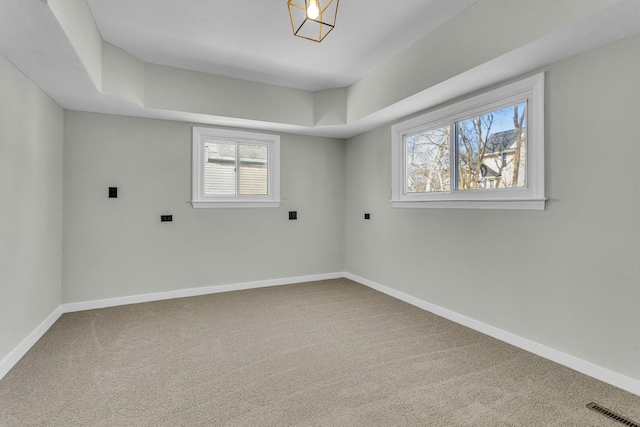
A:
[391,73,546,210]
[192,127,280,208]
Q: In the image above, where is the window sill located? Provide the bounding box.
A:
[391,198,547,210]
[191,200,281,208]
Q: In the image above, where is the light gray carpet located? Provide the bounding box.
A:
[1,278,639,426]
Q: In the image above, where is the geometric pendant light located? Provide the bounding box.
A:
[287,0,339,42]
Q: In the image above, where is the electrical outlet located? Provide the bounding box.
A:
[108,187,117,198]
[161,215,173,222]
[364,213,370,220]
[289,211,297,220]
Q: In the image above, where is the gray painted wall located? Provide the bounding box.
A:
[62,112,345,303]
[344,35,640,380]
[346,0,619,123]
[0,54,63,361]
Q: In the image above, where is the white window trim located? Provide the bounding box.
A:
[192,127,281,208]
[391,73,546,210]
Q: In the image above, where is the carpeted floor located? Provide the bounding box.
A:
[1,278,639,426]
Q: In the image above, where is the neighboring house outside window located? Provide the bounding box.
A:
[475,128,527,190]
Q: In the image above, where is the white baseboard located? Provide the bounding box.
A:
[0,272,342,381]
[343,272,640,397]
[4,272,639,398]
[0,305,64,381]
[62,272,344,313]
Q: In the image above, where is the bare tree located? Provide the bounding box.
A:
[457,113,494,189]
[510,104,526,187]
[407,128,450,192]
[406,103,526,192]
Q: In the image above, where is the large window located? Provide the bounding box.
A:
[392,73,546,210]
[192,127,280,208]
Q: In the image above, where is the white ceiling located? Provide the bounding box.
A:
[1,0,638,138]
[86,0,478,91]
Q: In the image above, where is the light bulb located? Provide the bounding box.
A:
[307,0,319,19]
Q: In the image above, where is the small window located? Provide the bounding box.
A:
[392,73,546,210]
[192,127,280,208]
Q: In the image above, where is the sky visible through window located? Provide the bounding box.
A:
[476,103,526,134]
[406,102,527,193]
